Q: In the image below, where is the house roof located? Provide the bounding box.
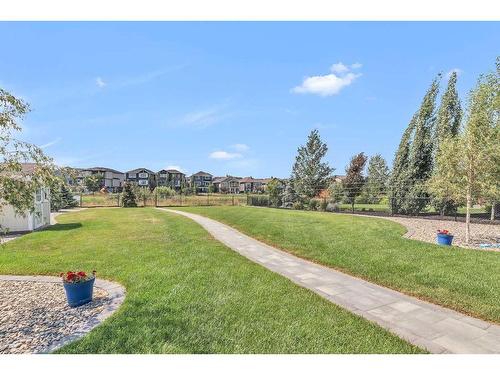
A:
[212,176,226,184]
[86,166,124,174]
[126,168,155,174]
[239,177,271,183]
[191,171,212,177]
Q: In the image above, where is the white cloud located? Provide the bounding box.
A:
[39,137,62,149]
[351,62,363,69]
[96,77,106,88]
[209,151,242,160]
[231,143,250,152]
[446,68,463,78]
[331,62,349,74]
[293,62,362,97]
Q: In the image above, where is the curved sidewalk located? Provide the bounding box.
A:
[158,208,500,354]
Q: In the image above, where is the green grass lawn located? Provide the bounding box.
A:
[0,208,421,354]
[177,206,500,323]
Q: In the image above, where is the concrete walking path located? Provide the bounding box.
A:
[159,208,500,354]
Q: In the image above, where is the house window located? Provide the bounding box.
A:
[36,189,42,202]
[129,173,137,179]
[159,173,167,178]
[138,172,149,178]
[138,180,149,186]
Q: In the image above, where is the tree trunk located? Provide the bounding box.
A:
[491,202,496,221]
[465,190,471,244]
[352,201,354,212]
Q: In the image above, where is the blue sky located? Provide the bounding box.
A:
[1,22,498,177]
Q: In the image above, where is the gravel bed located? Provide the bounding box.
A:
[378,216,500,251]
[0,281,110,354]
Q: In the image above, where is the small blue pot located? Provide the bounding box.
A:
[63,278,95,307]
[436,233,454,246]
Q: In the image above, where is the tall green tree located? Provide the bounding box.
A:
[428,61,499,242]
[365,154,390,204]
[406,76,441,214]
[389,113,417,213]
[290,129,333,201]
[390,77,440,214]
[432,71,462,215]
[1,88,56,221]
[343,152,368,212]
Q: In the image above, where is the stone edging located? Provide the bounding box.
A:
[0,275,125,353]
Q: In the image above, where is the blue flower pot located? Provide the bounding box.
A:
[63,278,95,307]
[436,233,454,246]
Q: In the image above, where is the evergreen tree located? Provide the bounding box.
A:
[389,114,417,213]
[281,181,297,208]
[50,181,65,212]
[290,129,333,201]
[390,77,440,214]
[60,184,77,208]
[432,71,462,215]
[365,154,390,203]
[121,182,137,207]
[405,76,440,214]
[343,152,368,212]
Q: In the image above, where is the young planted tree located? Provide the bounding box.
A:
[432,71,462,215]
[343,152,368,212]
[1,88,56,229]
[290,129,333,201]
[266,178,284,208]
[428,62,499,242]
[84,174,103,194]
[365,154,390,204]
[280,180,297,208]
[121,182,137,207]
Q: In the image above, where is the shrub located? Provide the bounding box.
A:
[248,195,269,207]
[326,202,340,212]
[292,201,304,210]
[320,199,328,211]
[309,199,319,211]
[155,186,176,199]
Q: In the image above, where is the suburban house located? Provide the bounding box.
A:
[76,167,125,193]
[213,176,242,194]
[189,171,213,193]
[238,177,269,193]
[125,168,156,189]
[157,169,186,191]
[0,163,51,233]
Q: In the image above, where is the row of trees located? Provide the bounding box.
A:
[266,58,498,243]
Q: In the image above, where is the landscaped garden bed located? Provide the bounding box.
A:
[0,277,118,354]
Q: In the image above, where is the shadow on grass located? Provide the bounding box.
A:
[45,223,83,232]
